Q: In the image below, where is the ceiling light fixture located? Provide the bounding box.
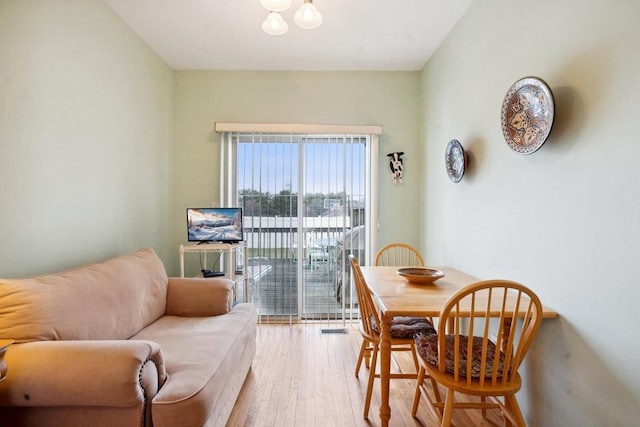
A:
[294,0,323,29]
[262,11,289,36]
[261,0,323,36]
[260,0,292,13]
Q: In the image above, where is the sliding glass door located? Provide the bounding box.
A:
[219,128,378,323]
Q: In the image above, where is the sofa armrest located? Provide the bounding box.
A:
[165,277,233,316]
[0,340,165,407]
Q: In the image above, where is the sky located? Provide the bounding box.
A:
[237,138,366,196]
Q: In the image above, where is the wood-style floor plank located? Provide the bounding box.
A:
[227,323,505,427]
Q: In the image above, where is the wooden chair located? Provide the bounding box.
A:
[349,255,436,418]
[411,280,543,426]
[374,243,424,267]
[375,242,433,326]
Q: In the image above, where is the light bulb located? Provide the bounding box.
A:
[262,12,288,35]
[294,1,323,29]
[260,0,291,12]
[304,9,313,21]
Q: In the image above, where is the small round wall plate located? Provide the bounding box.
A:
[445,139,466,183]
[501,76,555,154]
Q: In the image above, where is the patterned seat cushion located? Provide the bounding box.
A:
[371,316,437,338]
[414,332,506,378]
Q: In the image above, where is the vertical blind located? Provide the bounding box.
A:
[216,124,381,323]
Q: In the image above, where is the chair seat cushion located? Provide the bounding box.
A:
[414,332,505,378]
[371,316,436,338]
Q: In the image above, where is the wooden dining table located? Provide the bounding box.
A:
[359,265,558,427]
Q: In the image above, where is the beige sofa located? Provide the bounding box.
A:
[0,247,257,427]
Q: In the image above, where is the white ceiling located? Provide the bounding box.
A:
[103,0,474,71]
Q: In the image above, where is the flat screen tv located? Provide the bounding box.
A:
[186,207,244,244]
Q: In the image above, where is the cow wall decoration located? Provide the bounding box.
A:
[387,151,404,184]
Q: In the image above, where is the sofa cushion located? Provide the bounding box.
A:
[0,248,168,343]
[165,277,233,317]
[131,303,258,427]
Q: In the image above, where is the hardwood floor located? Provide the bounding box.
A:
[227,323,505,427]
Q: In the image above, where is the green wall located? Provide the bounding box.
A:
[420,0,640,424]
[0,3,423,278]
[0,0,174,276]
[170,71,421,274]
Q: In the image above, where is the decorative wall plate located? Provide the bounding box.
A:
[445,139,466,183]
[501,77,554,154]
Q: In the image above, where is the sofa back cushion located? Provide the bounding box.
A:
[0,248,168,343]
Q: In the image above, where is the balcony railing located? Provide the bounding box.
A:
[239,219,365,322]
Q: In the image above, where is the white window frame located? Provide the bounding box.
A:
[214,122,382,266]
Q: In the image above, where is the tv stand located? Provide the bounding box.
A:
[179,242,248,301]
